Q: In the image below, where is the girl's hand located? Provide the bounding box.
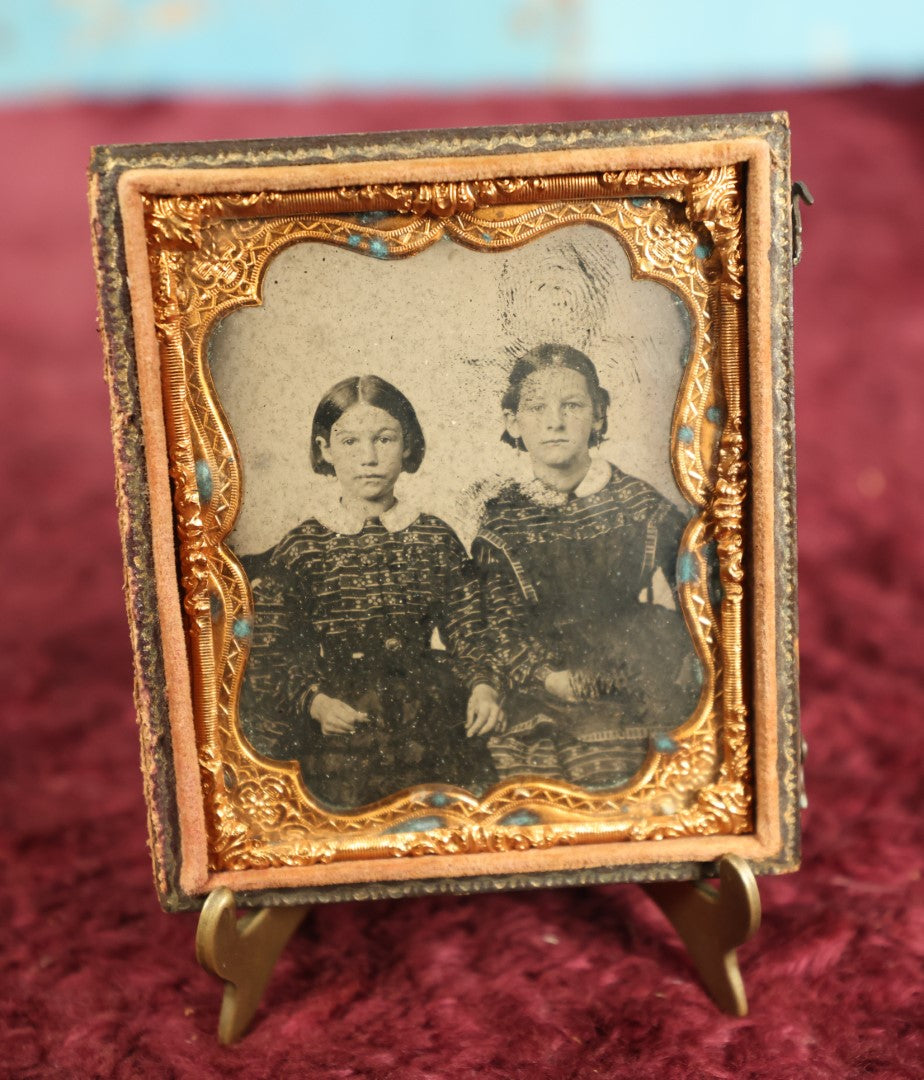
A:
[544,669,578,703]
[310,693,369,736]
[466,683,504,737]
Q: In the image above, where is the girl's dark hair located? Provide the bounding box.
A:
[500,344,610,449]
[310,375,426,475]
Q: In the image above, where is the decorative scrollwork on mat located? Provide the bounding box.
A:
[143,166,752,871]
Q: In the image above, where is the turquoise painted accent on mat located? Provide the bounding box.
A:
[678,551,699,584]
[194,459,212,505]
[384,815,446,834]
[498,809,542,827]
[653,734,679,754]
[693,658,704,687]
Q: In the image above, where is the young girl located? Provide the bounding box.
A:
[472,344,699,789]
[241,375,502,809]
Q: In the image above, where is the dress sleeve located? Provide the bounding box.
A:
[472,538,560,692]
[239,538,324,760]
[436,531,500,693]
[654,500,689,592]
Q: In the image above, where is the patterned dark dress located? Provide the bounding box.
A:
[472,459,700,789]
[240,501,497,808]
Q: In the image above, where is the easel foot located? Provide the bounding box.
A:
[196,888,310,1044]
[643,854,761,1016]
[195,857,760,1041]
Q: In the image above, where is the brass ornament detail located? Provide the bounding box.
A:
[336,179,530,217]
[142,166,751,872]
[145,169,714,236]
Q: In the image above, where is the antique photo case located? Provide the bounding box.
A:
[89,115,801,911]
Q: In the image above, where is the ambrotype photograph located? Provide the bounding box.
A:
[93,118,800,904]
[210,223,700,811]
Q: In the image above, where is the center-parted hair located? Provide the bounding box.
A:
[310,375,426,476]
[500,343,610,449]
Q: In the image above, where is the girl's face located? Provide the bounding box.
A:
[505,366,601,469]
[318,403,406,502]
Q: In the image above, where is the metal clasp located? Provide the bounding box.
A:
[799,736,809,811]
[792,181,814,266]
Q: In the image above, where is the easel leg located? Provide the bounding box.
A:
[196,888,310,1044]
[643,854,761,1017]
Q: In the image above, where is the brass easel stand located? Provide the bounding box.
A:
[196,888,310,1044]
[196,854,760,1043]
[643,854,761,1017]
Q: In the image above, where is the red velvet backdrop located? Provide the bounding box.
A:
[2,85,922,1079]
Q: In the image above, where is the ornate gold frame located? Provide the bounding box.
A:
[145,167,750,872]
[90,118,800,909]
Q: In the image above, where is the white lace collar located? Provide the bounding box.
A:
[313,495,421,535]
[519,457,613,506]
[573,456,613,497]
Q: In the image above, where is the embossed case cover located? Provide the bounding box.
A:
[89,115,800,911]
